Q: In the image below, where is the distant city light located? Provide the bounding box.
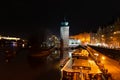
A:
[101,35,104,37]
[114,31,120,34]
[0,36,20,40]
[12,42,17,47]
[96,43,101,46]
[22,44,25,48]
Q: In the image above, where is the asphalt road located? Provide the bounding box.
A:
[87,46,120,80]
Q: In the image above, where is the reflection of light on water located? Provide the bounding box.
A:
[47,50,61,62]
[45,50,61,72]
[69,52,72,58]
[54,50,57,54]
[63,50,69,58]
[0,49,61,80]
[5,59,9,63]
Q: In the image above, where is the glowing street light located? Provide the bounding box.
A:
[101,56,105,60]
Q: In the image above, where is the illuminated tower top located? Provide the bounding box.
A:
[61,18,69,26]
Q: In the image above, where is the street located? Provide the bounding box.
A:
[87,46,120,80]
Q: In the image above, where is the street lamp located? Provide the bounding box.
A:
[101,56,106,64]
[101,56,105,60]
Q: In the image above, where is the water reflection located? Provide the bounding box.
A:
[0,50,16,64]
[0,48,62,80]
[27,49,61,80]
[47,50,60,61]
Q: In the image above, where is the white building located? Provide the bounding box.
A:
[69,38,81,47]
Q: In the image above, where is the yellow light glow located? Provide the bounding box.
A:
[101,35,104,37]
[114,32,116,34]
[88,60,92,63]
[110,36,113,39]
[102,56,105,60]
[2,37,20,40]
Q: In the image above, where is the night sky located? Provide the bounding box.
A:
[0,0,120,38]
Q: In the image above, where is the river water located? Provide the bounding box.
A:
[0,49,61,80]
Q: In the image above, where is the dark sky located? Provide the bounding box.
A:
[0,0,120,38]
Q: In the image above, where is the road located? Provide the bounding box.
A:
[87,46,120,80]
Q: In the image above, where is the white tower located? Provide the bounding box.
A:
[60,19,69,49]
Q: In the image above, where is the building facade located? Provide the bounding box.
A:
[70,32,90,46]
[90,18,120,48]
